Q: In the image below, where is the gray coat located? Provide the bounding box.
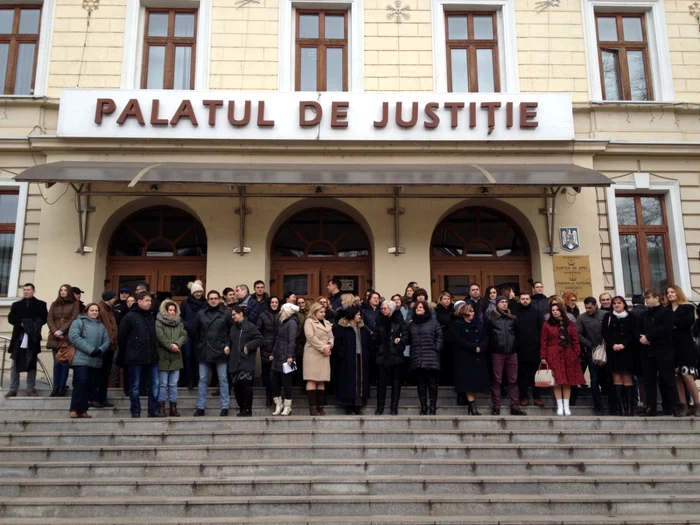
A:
[271,315,299,372]
[576,308,607,353]
[69,315,110,368]
[408,315,443,371]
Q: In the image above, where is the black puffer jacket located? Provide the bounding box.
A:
[376,310,409,367]
[272,314,299,372]
[193,305,232,364]
[256,305,279,361]
[408,314,443,371]
[483,308,518,355]
[118,306,159,365]
[229,319,264,374]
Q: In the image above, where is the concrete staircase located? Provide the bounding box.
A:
[0,387,699,524]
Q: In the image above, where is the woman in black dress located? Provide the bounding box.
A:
[665,285,699,416]
[601,296,637,416]
[450,302,490,415]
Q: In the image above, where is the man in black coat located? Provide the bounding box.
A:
[234,284,260,325]
[514,292,543,407]
[328,278,343,311]
[638,289,681,417]
[530,281,548,319]
[6,283,47,398]
[192,290,232,417]
[117,292,165,418]
[483,296,524,416]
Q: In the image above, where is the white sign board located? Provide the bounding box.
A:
[57,90,574,142]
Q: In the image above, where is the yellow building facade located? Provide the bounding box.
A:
[1,0,700,340]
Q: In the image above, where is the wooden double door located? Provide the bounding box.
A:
[431,261,531,301]
[106,259,206,301]
[271,260,372,300]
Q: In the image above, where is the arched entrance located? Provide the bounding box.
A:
[271,208,372,299]
[106,206,207,300]
[431,207,531,300]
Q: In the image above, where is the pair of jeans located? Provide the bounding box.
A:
[517,359,541,401]
[197,362,229,409]
[70,365,97,414]
[128,363,160,416]
[491,353,519,410]
[158,370,180,403]
[270,369,293,399]
[10,360,36,392]
[51,349,70,388]
[92,350,114,404]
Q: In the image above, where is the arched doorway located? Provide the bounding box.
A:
[106,206,207,300]
[271,208,372,299]
[431,207,531,300]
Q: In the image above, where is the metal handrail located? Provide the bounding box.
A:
[0,335,53,390]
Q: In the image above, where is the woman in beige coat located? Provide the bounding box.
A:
[303,302,334,415]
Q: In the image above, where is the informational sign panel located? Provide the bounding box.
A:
[57,90,575,142]
[553,255,593,298]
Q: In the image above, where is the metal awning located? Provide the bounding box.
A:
[14,161,611,187]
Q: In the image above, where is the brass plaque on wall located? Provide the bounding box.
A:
[553,255,593,298]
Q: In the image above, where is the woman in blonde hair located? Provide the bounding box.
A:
[303,302,334,415]
[665,285,699,415]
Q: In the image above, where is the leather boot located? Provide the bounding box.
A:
[50,386,59,397]
[57,386,67,397]
[615,385,624,416]
[417,382,428,415]
[468,401,481,416]
[317,390,326,416]
[272,396,284,416]
[244,389,253,417]
[375,376,386,415]
[308,390,320,416]
[428,374,438,415]
[390,379,401,415]
[624,386,636,417]
[159,402,166,416]
[456,392,468,406]
[169,402,180,417]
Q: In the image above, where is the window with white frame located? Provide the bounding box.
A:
[431,0,518,94]
[582,0,674,102]
[121,0,210,90]
[279,0,363,92]
[0,182,26,299]
[606,176,691,298]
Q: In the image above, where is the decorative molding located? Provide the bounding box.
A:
[430,0,519,93]
[535,0,560,12]
[581,0,675,102]
[386,0,410,23]
[82,0,99,12]
[606,178,692,300]
[690,2,700,31]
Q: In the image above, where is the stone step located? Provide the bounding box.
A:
[0,515,697,525]
[3,494,700,518]
[3,443,698,462]
[1,475,698,498]
[0,415,695,433]
[1,458,697,478]
[4,429,698,446]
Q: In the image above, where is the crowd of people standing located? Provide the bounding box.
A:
[5,278,700,420]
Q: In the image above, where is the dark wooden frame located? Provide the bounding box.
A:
[616,194,673,292]
[141,8,197,90]
[444,11,500,93]
[595,13,653,101]
[0,6,41,95]
[0,188,18,234]
[295,9,348,92]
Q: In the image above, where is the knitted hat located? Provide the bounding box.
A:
[453,300,466,312]
[101,290,116,302]
[281,303,299,316]
[496,295,508,304]
[188,280,204,295]
[381,300,396,313]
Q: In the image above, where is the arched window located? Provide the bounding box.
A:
[110,207,207,257]
[272,209,370,258]
[432,207,528,258]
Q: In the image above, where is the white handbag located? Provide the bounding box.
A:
[534,363,556,388]
[592,343,607,366]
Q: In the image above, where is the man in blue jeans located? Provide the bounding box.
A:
[192,290,232,417]
[117,292,165,418]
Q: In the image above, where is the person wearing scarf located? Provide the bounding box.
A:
[601,296,638,416]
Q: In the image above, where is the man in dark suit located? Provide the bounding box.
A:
[6,283,48,398]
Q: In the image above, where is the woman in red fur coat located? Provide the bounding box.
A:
[540,303,586,416]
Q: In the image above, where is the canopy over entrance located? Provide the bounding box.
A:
[14,161,611,187]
